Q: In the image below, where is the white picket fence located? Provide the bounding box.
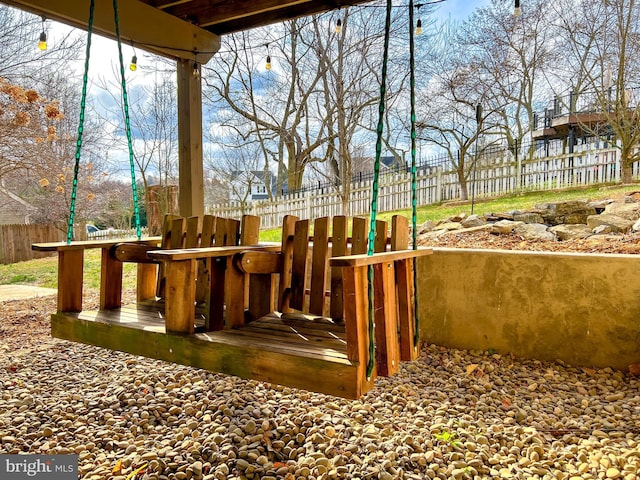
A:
[208,146,638,229]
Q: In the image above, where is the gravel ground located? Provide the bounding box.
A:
[1,293,639,480]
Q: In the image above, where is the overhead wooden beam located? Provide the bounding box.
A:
[2,0,220,63]
[159,0,372,34]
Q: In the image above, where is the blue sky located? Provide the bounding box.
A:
[433,0,492,20]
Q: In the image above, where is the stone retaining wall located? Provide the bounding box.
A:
[416,248,640,371]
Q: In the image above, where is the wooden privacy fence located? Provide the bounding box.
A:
[0,224,64,264]
[209,146,639,229]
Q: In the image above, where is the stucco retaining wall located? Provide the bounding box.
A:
[416,248,640,370]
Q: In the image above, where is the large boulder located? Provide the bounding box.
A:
[587,213,633,233]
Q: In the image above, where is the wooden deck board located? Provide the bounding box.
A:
[51,303,362,398]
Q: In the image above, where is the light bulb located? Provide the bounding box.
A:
[38,31,47,51]
[335,18,342,34]
[415,19,423,35]
[265,55,271,71]
[514,0,521,17]
[130,55,137,71]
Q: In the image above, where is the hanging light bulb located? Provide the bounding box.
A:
[335,18,342,34]
[415,18,423,35]
[38,16,47,51]
[265,54,272,71]
[514,0,522,17]
[130,54,138,71]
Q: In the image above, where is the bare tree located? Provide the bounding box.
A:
[552,0,640,183]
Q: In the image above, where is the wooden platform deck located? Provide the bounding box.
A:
[51,302,367,398]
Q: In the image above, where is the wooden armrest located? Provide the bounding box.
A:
[330,248,433,267]
[111,242,161,263]
[32,237,161,252]
[147,243,280,262]
[234,251,282,274]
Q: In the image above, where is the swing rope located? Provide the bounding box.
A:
[66,0,142,244]
[409,0,420,347]
[66,0,95,244]
[366,0,393,379]
[113,0,142,240]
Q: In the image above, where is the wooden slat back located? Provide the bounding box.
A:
[214,218,240,247]
[351,217,368,255]
[240,215,260,245]
[157,215,182,298]
[278,215,299,312]
[330,216,349,320]
[391,215,409,250]
[289,219,310,311]
[169,217,186,249]
[374,220,388,253]
[200,215,217,247]
[309,217,329,315]
[185,216,201,248]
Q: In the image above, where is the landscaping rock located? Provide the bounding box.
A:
[460,214,485,228]
[514,223,556,242]
[603,202,640,221]
[491,220,524,234]
[549,224,593,241]
[533,200,596,225]
[433,221,463,232]
[587,213,633,233]
[513,212,544,224]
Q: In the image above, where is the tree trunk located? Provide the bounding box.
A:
[146,185,179,235]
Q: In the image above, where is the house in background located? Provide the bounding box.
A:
[0,187,34,224]
[229,170,277,202]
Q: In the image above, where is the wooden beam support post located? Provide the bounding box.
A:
[177,59,205,218]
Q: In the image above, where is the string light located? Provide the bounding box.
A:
[265,44,271,70]
[415,5,422,35]
[514,0,521,17]
[38,16,47,51]
[129,42,137,71]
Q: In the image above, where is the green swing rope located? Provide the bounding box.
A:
[113,0,142,240]
[66,0,142,244]
[409,0,420,347]
[366,0,393,379]
[66,0,95,244]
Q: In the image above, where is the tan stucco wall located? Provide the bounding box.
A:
[416,248,640,371]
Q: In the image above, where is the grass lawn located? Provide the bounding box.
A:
[2,184,637,288]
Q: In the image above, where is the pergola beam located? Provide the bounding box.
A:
[1,0,220,63]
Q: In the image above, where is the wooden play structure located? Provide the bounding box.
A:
[34,214,430,398]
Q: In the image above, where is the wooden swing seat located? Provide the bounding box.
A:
[33,214,430,399]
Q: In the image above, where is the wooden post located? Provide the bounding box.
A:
[164,259,196,334]
[100,247,122,310]
[57,249,84,313]
[177,59,204,218]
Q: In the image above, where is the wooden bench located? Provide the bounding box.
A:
[231,214,432,396]
[32,214,263,331]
